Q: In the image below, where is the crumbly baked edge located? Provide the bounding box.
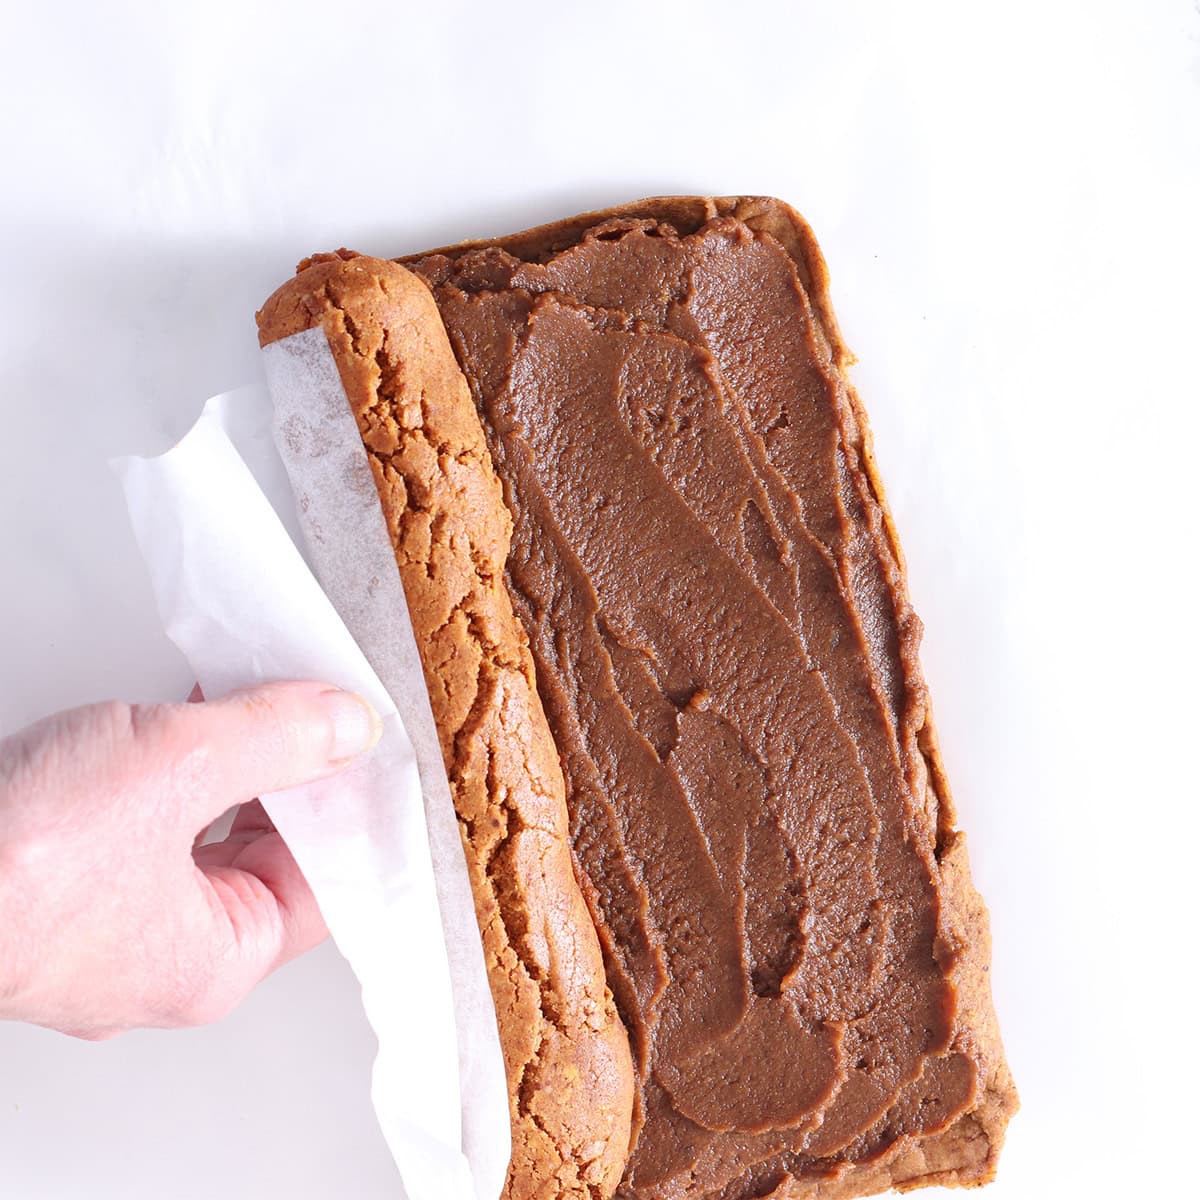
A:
[256,257,636,1200]
[400,197,1018,1197]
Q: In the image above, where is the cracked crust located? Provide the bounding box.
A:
[399,197,1017,1196]
[257,255,636,1200]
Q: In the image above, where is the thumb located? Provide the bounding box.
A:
[169,681,383,828]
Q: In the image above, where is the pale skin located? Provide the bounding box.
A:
[0,680,382,1040]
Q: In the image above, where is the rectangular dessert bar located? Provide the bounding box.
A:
[401,197,1016,1199]
[258,195,1015,1200]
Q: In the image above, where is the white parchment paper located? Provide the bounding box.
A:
[114,354,510,1200]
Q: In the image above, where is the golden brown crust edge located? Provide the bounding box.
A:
[404,197,1017,1194]
[256,254,636,1200]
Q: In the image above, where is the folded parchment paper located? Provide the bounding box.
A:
[115,330,510,1200]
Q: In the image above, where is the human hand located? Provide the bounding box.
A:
[0,681,381,1039]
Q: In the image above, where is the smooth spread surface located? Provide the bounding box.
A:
[406,201,1014,1199]
[256,257,636,1200]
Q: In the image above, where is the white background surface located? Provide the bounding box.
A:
[1,1,1197,1197]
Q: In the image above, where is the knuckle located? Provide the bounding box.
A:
[84,699,169,759]
[89,699,219,810]
[123,700,188,753]
[1,701,138,797]
[93,698,138,739]
[84,699,191,777]
[1,698,182,778]
[0,700,172,867]
[128,701,216,797]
